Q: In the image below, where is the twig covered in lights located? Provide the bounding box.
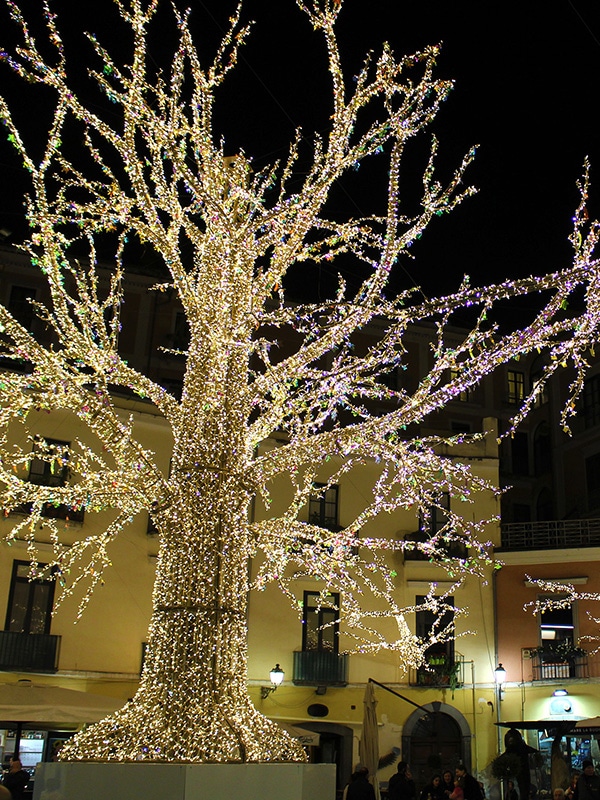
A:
[1,0,600,763]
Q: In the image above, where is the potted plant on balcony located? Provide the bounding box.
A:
[418,656,461,696]
[535,641,586,663]
[533,641,587,679]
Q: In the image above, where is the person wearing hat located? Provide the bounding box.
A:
[573,761,600,800]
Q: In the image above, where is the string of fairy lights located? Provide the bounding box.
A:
[0,0,600,763]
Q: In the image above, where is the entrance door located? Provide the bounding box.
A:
[409,712,463,788]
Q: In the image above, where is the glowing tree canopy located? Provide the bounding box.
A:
[1,0,600,764]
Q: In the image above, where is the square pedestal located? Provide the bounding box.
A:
[32,761,336,800]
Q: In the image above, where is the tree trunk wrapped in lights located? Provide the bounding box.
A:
[1,0,600,763]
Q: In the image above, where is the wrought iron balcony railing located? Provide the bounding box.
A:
[500,519,600,551]
[293,650,349,687]
[0,630,61,672]
[528,647,589,681]
[409,653,465,688]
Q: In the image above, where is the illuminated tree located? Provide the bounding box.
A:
[1,0,600,763]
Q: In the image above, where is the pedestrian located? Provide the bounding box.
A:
[455,765,483,800]
[566,773,581,800]
[451,778,465,800]
[346,767,376,800]
[573,761,600,800]
[1,757,29,800]
[442,771,455,798]
[554,790,566,800]
[420,774,446,800]
[507,780,519,800]
[388,762,417,800]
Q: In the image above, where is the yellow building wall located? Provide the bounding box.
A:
[247,423,502,781]
[0,395,504,783]
[0,397,172,696]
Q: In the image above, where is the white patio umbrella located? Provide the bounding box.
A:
[279,723,321,747]
[574,717,600,732]
[0,680,122,724]
[359,680,380,800]
[0,680,122,756]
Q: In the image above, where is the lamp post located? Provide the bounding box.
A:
[494,664,506,799]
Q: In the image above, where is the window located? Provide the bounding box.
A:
[21,438,84,522]
[536,487,554,521]
[405,493,467,560]
[4,561,55,635]
[511,503,531,523]
[172,312,190,353]
[377,366,399,391]
[450,421,471,434]
[539,599,574,646]
[507,370,525,404]
[7,285,36,330]
[533,423,551,476]
[583,375,600,429]
[416,595,454,662]
[531,373,549,407]
[302,591,339,653]
[586,452,600,512]
[308,484,339,530]
[510,432,529,475]
[537,599,584,679]
[450,369,470,402]
[28,438,70,487]
[0,286,37,372]
[419,492,450,537]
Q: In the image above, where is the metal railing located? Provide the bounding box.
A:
[409,653,465,688]
[0,630,61,672]
[529,648,589,681]
[293,650,349,686]
[500,519,600,551]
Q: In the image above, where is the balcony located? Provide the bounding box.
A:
[528,646,589,681]
[293,650,349,687]
[409,653,465,689]
[0,630,61,672]
[500,519,600,551]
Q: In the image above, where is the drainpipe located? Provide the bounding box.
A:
[470,660,478,775]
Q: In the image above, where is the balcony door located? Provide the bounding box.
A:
[302,591,339,653]
[5,560,55,634]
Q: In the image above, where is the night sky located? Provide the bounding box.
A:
[1,0,599,299]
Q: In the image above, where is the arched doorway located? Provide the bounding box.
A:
[402,702,471,789]
[298,721,353,795]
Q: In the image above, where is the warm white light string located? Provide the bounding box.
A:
[0,0,599,762]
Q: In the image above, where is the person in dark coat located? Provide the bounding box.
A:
[1,757,29,800]
[455,765,483,800]
[388,762,417,800]
[573,761,600,800]
[507,780,519,800]
[347,767,376,800]
[502,728,537,800]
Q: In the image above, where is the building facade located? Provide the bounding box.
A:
[4,243,600,794]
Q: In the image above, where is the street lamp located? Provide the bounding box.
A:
[494,664,506,797]
[260,664,284,699]
[494,663,506,698]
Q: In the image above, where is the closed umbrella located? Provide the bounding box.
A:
[359,680,380,800]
